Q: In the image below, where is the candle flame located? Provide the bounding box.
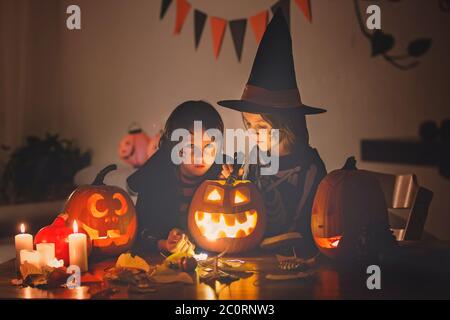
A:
[73,220,78,233]
[20,223,25,234]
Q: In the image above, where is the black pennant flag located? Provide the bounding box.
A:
[229,19,247,62]
[160,0,173,20]
[194,10,207,49]
[271,0,290,28]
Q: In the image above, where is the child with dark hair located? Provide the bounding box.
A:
[127,100,224,254]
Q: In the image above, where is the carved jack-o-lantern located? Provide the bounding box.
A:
[64,165,137,256]
[311,157,394,259]
[188,172,266,254]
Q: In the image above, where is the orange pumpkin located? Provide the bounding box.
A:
[64,164,137,256]
[188,173,266,254]
[311,157,394,259]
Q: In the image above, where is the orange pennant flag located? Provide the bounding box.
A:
[210,17,227,59]
[174,0,191,34]
[250,10,268,44]
[294,0,312,23]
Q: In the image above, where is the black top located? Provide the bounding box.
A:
[127,146,222,254]
[247,146,327,255]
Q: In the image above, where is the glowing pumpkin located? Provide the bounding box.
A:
[311,157,395,259]
[188,173,266,254]
[64,164,137,256]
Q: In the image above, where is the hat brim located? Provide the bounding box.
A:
[217,99,326,115]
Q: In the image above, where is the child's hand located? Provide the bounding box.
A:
[220,164,244,179]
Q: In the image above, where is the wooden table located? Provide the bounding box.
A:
[1,241,450,300]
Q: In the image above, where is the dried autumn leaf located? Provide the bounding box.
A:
[20,262,43,279]
[116,253,151,272]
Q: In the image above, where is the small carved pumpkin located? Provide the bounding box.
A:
[311,157,395,259]
[188,172,266,254]
[64,165,137,256]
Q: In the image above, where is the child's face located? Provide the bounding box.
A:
[180,131,217,177]
[242,112,273,152]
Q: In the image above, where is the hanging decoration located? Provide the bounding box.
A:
[174,0,191,34]
[294,0,312,23]
[249,11,269,45]
[159,0,313,61]
[229,19,247,62]
[194,10,207,49]
[210,17,227,59]
[354,0,432,70]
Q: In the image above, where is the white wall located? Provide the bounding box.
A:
[6,0,450,239]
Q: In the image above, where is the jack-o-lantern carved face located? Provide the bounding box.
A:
[311,157,393,259]
[188,179,266,254]
[65,165,137,256]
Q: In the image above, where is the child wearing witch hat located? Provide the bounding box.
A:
[218,9,327,256]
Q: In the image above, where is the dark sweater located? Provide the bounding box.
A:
[127,146,222,254]
[247,146,327,254]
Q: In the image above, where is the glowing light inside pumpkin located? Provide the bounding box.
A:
[331,239,340,248]
[315,236,342,249]
[20,223,25,234]
[73,220,79,233]
[194,210,258,240]
[87,193,108,218]
[206,189,222,201]
[234,190,248,204]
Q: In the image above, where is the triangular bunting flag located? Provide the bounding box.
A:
[210,17,227,59]
[174,0,191,34]
[271,0,290,27]
[160,0,173,20]
[194,10,207,49]
[294,0,312,23]
[250,10,268,44]
[229,19,247,62]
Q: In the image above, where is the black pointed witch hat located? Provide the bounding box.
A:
[218,9,326,115]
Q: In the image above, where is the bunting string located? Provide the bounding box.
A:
[159,0,312,61]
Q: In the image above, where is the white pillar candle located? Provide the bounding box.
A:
[36,243,55,267]
[68,221,88,272]
[15,224,33,269]
[20,249,41,268]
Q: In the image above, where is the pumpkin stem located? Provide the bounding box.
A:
[92,164,117,185]
[342,156,357,170]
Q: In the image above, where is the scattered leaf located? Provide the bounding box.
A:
[116,253,151,272]
[10,278,23,286]
[20,262,42,279]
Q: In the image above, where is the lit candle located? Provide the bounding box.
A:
[20,249,41,268]
[68,221,88,272]
[15,224,33,269]
[36,243,55,267]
